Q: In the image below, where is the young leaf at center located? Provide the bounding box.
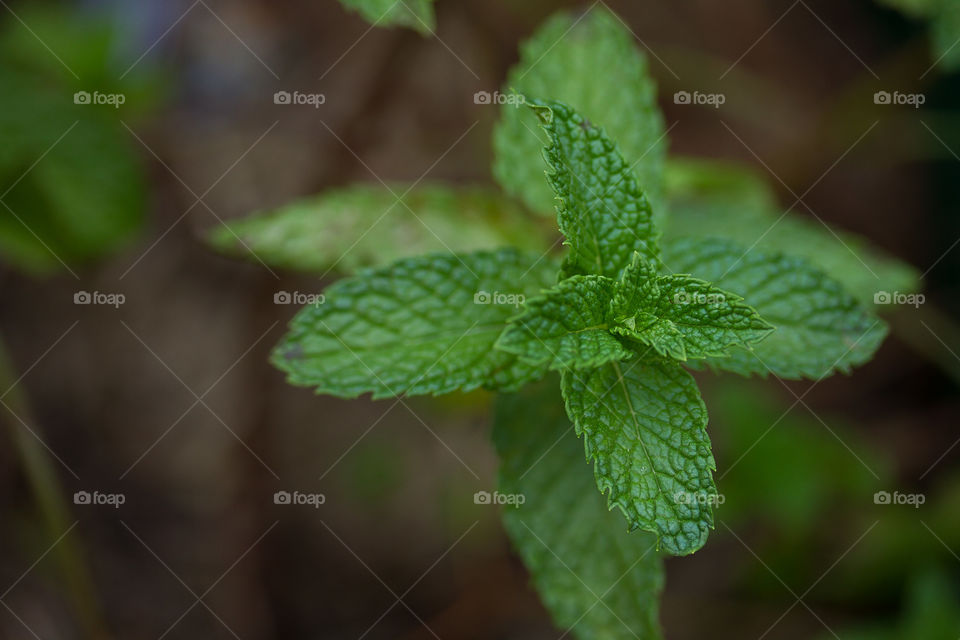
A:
[609,253,774,361]
[496,275,632,370]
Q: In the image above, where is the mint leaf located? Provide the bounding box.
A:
[493,6,666,222]
[531,99,658,280]
[561,359,717,556]
[337,0,434,34]
[662,237,887,379]
[272,249,556,398]
[610,253,773,361]
[663,158,920,307]
[209,183,549,275]
[496,275,632,370]
[494,378,664,640]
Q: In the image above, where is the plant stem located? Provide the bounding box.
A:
[0,336,110,639]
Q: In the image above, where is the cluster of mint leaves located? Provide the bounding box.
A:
[274,98,777,556]
[218,6,921,639]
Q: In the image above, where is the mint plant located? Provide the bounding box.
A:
[212,6,921,638]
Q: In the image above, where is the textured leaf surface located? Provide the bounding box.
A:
[663,158,920,307]
[662,237,887,379]
[497,275,631,370]
[493,7,666,222]
[494,378,664,640]
[209,183,550,275]
[561,360,716,556]
[532,100,658,280]
[338,0,434,33]
[272,249,556,398]
[610,253,772,361]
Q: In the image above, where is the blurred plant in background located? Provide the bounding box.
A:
[0,3,163,636]
[0,3,162,274]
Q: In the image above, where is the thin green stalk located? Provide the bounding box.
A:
[0,337,110,639]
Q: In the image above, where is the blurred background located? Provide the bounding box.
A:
[0,0,958,638]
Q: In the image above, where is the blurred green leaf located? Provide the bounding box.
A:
[209,183,551,274]
[492,6,666,223]
[822,569,960,639]
[0,4,163,114]
[878,0,960,71]
[663,158,920,308]
[494,378,664,640]
[338,0,435,34]
[0,4,165,274]
[0,68,144,274]
[708,380,888,534]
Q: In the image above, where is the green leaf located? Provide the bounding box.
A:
[493,6,666,223]
[561,359,717,556]
[610,253,773,361]
[209,182,551,275]
[494,378,664,640]
[496,275,632,370]
[530,99,658,281]
[337,0,435,34]
[272,249,557,399]
[662,237,888,380]
[0,67,145,274]
[663,157,920,307]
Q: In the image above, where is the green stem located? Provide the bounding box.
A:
[0,337,110,639]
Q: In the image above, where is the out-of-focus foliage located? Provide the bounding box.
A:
[0,4,161,273]
[663,158,921,308]
[337,0,435,34]
[209,183,551,274]
[878,0,960,71]
[492,7,666,223]
[821,569,960,639]
[708,380,889,535]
